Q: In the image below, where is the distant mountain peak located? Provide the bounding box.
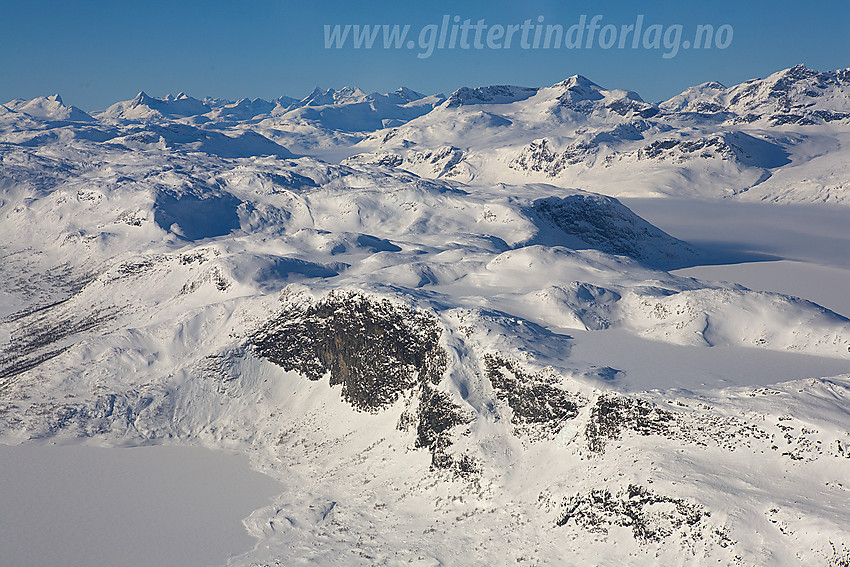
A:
[105,91,210,120]
[394,86,426,101]
[445,84,539,108]
[4,93,94,122]
[131,91,154,106]
[553,74,600,90]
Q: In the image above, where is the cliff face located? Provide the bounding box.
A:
[253,292,447,412]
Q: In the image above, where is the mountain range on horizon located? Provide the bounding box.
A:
[7,62,847,203]
[6,63,847,123]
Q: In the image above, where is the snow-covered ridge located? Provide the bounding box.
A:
[2,94,93,123]
[662,64,850,125]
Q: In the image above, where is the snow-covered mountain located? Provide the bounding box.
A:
[15,65,847,204]
[277,86,443,129]
[1,94,93,124]
[101,91,212,121]
[346,65,850,203]
[86,86,445,156]
[661,64,850,125]
[2,65,850,566]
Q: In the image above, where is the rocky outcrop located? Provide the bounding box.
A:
[252,291,448,412]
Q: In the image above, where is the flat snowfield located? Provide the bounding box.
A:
[626,197,850,316]
[565,197,850,390]
[569,327,850,391]
[0,444,282,567]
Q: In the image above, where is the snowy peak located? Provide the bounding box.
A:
[131,91,154,105]
[726,64,850,124]
[263,85,444,134]
[331,85,368,105]
[274,95,298,108]
[659,81,728,113]
[206,97,277,122]
[444,84,539,107]
[391,86,427,103]
[294,86,433,109]
[552,74,605,99]
[4,94,94,122]
[299,86,369,107]
[102,91,211,121]
[547,76,656,118]
[436,76,655,119]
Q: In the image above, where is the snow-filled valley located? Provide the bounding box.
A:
[1,64,850,566]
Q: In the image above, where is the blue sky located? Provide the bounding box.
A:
[1,0,848,110]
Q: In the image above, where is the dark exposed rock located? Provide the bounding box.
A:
[407,383,476,474]
[556,484,714,546]
[253,291,475,473]
[812,110,850,123]
[375,153,403,167]
[585,394,674,453]
[829,542,850,567]
[509,138,598,174]
[252,291,448,412]
[484,354,582,439]
[637,136,735,161]
[531,194,696,268]
[405,146,467,177]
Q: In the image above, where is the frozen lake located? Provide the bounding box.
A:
[568,326,850,392]
[624,198,850,317]
[0,444,282,567]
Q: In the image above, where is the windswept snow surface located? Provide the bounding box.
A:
[2,65,850,566]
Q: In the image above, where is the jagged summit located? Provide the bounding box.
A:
[102,91,211,120]
[296,86,431,108]
[3,63,850,200]
[130,91,154,105]
[392,86,427,102]
[660,63,850,124]
[550,75,651,114]
[298,86,368,107]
